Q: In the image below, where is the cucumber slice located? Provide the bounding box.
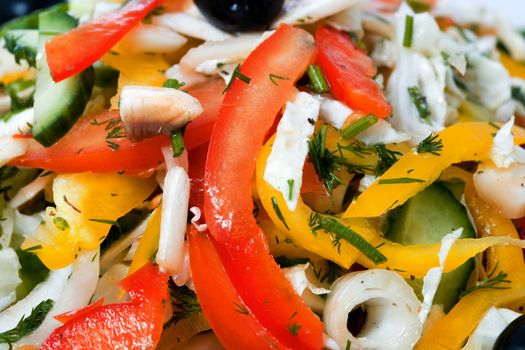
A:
[32,11,94,147]
[385,182,476,312]
[0,3,68,37]
[4,29,38,67]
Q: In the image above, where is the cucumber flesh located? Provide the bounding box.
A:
[32,10,94,147]
[385,182,476,312]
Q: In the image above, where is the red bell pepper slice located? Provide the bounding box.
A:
[42,262,168,350]
[45,0,165,82]
[188,226,285,349]
[204,24,323,349]
[53,299,105,324]
[315,26,392,118]
[11,79,223,174]
[11,110,169,174]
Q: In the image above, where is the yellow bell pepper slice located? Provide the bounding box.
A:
[343,122,525,218]
[258,134,525,277]
[127,205,162,276]
[256,135,378,268]
[22,172,156,270]
[416,171,525,349]
[500,52,525,79]
[102,48,169,109]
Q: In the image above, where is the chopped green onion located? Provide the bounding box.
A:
[287,179,294,201]
[403,15,414,48]
[53,217,70,231]
[341,114,378,140]
[307,65,329,93]
[163,78,185,90]
[378,177,425,185]
[170,128,186,157]
[316,217,387,264]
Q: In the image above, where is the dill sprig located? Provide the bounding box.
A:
[223,64,251,94]
[0,299,54,347]
[165,279,202,327]
[417,133,443,155]
[90,117,126,151]
[460,271,511,298]
[375,144,402,176]
[308,125,345,201]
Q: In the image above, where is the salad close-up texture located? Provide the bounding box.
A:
[2,0,525,349]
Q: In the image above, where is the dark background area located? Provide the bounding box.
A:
[1,0,62,24]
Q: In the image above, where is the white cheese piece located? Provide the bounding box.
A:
[120,24,187,54]
[314,94,352,129]
[0,248,22,312]
[356,119,410,146]
[327,1,365,33]
[263,92,320,211]
[273,0,359,27]
[462,307,522,350]
[419,229,462,325]
[153,13,231,42]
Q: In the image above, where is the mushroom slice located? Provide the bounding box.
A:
[119,86,203,142]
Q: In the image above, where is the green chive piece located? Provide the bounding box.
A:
[170,128,186,157]
[287,179,295,201]
[271,197,289,230]
[163,78,185,90]
[341,114,379,140]
[378,177,426,185]
[223,64,251,94]
[403,15,414,48]
[307,65,329,94]
[407,86,431,123]
[318,217,387,264]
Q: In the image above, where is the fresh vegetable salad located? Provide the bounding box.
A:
[1,0,525,349]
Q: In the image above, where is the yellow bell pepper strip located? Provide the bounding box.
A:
[128,205,162,276]
[416,171,525,350]
[500,52,525,79]
[256,135,384,268]
[343,122,525,218]
[22,172,156,270]
[102,48,169,109]
[259,136,525,277]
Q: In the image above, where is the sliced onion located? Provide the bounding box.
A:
[0,248,22,312]
[9,174,55,209]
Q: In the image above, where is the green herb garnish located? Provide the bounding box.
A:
[416,133,443,156]
[223,64,251,94]
[271,197,289,230]
[307,65,329,93]
[341,114,378,140]
[287,179,295,201]
[0,299,54,347]
[378,177,426,185]
[170,126,186,157]
[375,144,401,176]
[403,15,414,48]
[269,73,290,86]
[163,78,185,90]
[460,271,511,298]
[165,279,202,327]
[511,85,525,107]
[53,217,69,231]
[407,86,431,123]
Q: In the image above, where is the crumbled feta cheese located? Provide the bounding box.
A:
[282,263,330,296]
[356,119,410,146]
[491,116,517,168]
[264,92,320,211]
[314,94,352,129]
[419,229,462,325]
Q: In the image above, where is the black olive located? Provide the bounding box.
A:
[194,0,284,33]
[0,0,63,24]
[494,314,525,350]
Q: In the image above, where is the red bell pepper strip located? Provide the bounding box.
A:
[42,262,168,350]
[204,24,323,349]
[11,110,169,174]
[53,299,105,324]
[188,226,286,349]
[315,26,392,118]
[45,0,165,82]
